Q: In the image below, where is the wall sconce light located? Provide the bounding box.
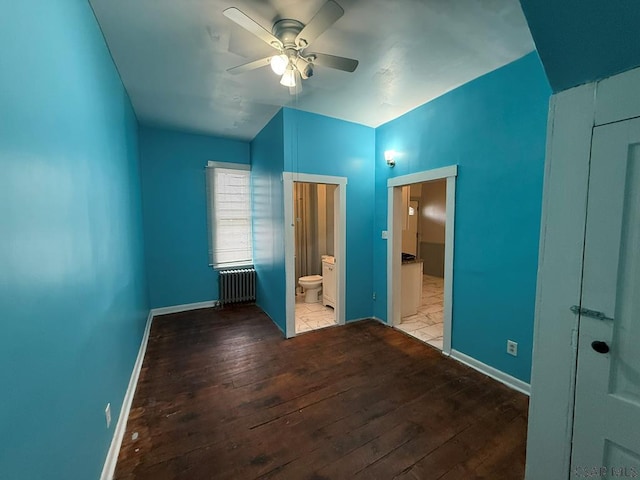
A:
[384,150,396,167]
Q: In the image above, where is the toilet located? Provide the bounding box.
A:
[298,275,323,303]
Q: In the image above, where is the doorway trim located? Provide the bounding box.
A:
[283,172,347,339]
[387,165,457,354]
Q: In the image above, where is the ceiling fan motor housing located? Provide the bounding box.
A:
[272,19,305,48]
[273,19,315,79]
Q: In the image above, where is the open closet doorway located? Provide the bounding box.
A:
[283,173,347,338]
[387,166,457,354]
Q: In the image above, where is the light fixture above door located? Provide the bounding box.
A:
[385,150,396,167]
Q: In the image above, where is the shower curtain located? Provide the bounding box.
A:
[294,183,321,280]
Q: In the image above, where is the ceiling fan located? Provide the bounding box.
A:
[223,0,359,93]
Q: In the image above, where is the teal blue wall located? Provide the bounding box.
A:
[520,0,640,92]
[283,109,376,321]
[374,53,551,382]
[251,110,287,331]
[0,1,552,476]
[138,126,250,308]
[0,1,148,479]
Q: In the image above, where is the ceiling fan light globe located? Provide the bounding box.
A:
[280,68,297,87]
[270,54,288,75]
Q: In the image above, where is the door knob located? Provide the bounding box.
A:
[591,341,610,354]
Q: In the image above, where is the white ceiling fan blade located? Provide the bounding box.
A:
[223,7,283,50]
[310,53,358,72]
[227,56,272,75]
[295,0,344,48]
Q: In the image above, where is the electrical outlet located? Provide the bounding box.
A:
[105,403,112,429]
[507,340,518,357]
[372,292,376,300]
[381,230,388,239]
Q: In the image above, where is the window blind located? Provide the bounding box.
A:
[206,162,253,268]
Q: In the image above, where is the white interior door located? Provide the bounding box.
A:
[571,117,640,477]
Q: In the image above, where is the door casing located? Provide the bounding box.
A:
[387,165,457,355]
[283,172,347,338]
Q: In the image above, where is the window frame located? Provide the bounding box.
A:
[205,161,253,270]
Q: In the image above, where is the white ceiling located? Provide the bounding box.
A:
[89,0,535,141]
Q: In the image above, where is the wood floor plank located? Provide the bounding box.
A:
[114,305,528,480]
[359,385,525,479]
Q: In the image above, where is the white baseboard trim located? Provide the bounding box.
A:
[253,302,287,337]
[100,310,153,480]
[346,317,383,324]
[370,316,389,325]
[449,349,531,396]
[101,300,220,479]
[151,300,218,317]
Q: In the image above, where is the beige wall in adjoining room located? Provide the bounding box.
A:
[420,179,447,244]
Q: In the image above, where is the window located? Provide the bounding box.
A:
[205,161,253,268]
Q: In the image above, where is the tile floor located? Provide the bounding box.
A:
[396,274,444,349]
[295,293,336,333]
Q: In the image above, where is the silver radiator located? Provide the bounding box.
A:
[218,268,256,305]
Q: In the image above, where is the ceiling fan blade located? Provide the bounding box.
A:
[223,7,283,50]
[295,0,344,48]
[310,53,358,72]
[227,56,272,75]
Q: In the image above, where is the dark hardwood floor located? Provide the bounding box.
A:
[114,305,528,480]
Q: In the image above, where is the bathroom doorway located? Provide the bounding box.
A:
[293,182,337,333]
[387,166,457,354]
[283,173,347,338]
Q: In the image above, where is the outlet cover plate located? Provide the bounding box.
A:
[507,340,518,357]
